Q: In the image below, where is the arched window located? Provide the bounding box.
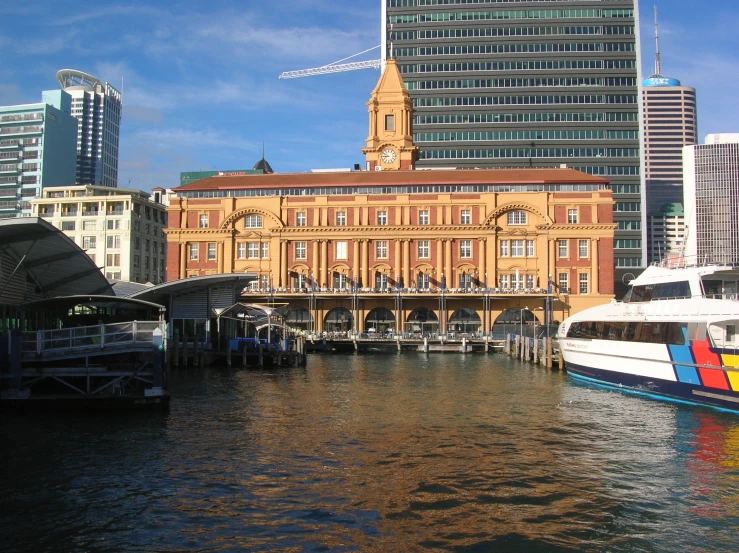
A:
[243,214,263,228]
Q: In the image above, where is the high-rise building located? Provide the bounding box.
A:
[647,202,685,263]
[383,0,642,292]
[641,7,696,263]
[0,91,78,218]
[56,69,122,188]
[683,134,739,266]
[31,185,167,283]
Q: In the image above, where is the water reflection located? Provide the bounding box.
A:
[2,354,739,552]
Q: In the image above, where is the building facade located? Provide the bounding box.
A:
[56,69,122,188]
[0,91,78,218]
[30,185,167,283]
[683,134,739,266]
[647,202,685,264]
[382,0,642,291]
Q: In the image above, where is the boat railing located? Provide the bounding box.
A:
[656,253,735,270]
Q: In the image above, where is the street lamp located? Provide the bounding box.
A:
[533,306,544,339]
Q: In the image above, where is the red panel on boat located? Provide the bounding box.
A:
[698,368,730,390]
[691,339,722,367]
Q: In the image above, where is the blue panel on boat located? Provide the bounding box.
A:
[669,345,700,384]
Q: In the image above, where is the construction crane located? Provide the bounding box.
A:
[278,45,382,80]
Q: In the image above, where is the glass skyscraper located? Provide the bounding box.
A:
[383,0,643,292]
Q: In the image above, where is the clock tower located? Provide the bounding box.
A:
[362,59,419,171]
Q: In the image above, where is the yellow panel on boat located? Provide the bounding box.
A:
[721,354,739,368]
[727,369,739,392]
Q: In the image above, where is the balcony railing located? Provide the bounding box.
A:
[61,211,78,217]
[82,210,99,216]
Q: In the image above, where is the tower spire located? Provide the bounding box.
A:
[654,5,662,77]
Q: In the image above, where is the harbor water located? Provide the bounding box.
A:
[2,353,739,552]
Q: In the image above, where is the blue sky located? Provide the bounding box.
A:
[1,0,738,192]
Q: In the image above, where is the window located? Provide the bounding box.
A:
[295,241,306,260]
[513,272,524,290]
[460,240,472,258]
[377,211,387,226]
[83,221,96,231]
[417,273,430,290]
[293,274,306,290]
[568,209,578,224]
[247,243,259,259]
[511,240,524,257]
[260,275,268,290]
[336,211,346,226]
[244,214,262,228]
[418,240,430,258]
[579,240,589,258]
[296,212,306,226]
[334,273,348,290]
[461,209,471,224]
[459,272,472,289]
[558,272,569,293]
[500,274,509,288]
[261,242,269,258]
[106,253,120,267]
[199,214,208,228]
[237,243,246,259]
[526,274,535,289]
[507,210,527,225]
[106,235,121,248]
[189,243,198,260]
[385,114,395,132]
[107,220,120,230]
[500,240,509,256]
[526,240,535,257]
[558,239,568,258]
[82,236,96,249]
[207,243,216,260]
[579,273,589,294]
[375,273,389,290]
[419,209,429,225]
[61,221,75,231]
[335,241,347,259]
[376,240,388,259]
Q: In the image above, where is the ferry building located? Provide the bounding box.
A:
[164,61,616,335]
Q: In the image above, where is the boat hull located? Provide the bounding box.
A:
[562,345,739,413]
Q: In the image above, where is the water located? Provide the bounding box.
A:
[2,354,739,552]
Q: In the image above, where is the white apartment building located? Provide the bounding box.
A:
[31,185,167,283]
[683,134,739,266]
[56,69,122,188]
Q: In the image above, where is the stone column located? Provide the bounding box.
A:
[352,239,360,284]
[179,242,187,279]
[217,242,224,273]
[478,238,486,287]
[592,238,599,294]
[444,239,453,287]
[436,240,443,285]
[403,239,411,288]
[361,239,369,289]
[223,235,234,274]
[280,240,288,287]
[394,239,401,285]
[312,241,319,288]
[320,239,328,288]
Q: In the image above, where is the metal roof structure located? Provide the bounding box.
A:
[0,217,112,305]
[129,273,256,306]
[56,69,102,90]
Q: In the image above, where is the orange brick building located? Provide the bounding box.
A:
[164,61,615,335]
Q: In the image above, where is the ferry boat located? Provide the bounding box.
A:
[558,260,739,412]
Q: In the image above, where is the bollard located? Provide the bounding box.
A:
[558,349,564,370]
[462,337,467,352]
[533,338,539,364]
[423,336,429,353]
[546,338,553,369]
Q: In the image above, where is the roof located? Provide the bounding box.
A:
[253,158,274,174]
[0,217,112,299]
[174,167,608,192]
[22,294,165,312]
[109,279,154,297]
[129,273,256,305]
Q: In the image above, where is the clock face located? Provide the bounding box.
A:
[381,148,397,164]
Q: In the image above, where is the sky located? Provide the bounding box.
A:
[1,0,739,193]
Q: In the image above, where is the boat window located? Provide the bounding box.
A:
[702,279,723,299]
[624,281,690,303]
[566,320,685,345]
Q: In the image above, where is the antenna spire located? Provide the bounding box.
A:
[654,5,662,76]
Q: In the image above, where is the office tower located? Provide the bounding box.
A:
[56,69,122,187]
[0,91,78,218]
[641,7,696,263]
[31,185,167,283]
[683,134,739,266]
[383,0,642,292]
[647,202,685,263]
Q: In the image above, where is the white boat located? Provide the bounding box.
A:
[558,260,739,413]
